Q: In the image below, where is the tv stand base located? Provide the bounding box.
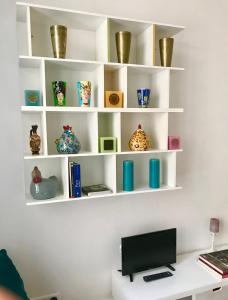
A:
[166,264,176,271]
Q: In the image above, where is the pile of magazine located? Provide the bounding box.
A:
[199,249,228,279]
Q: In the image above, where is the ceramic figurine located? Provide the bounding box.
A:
[30,125,41,155]
[55,125,81,154]
[77,81,91,107]
[30,166,58,200]
[52,81,66,106]
[128,124,151,151]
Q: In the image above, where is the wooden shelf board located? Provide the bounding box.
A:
[117,185,182,196]
[21,106,184,113]
[19,55,184,72]
[24,149,183,159]
[26,186,182,206]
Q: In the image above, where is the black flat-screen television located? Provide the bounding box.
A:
[121,228,176,280]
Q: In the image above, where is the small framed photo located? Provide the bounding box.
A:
[168,136,181,150]
[25,90,42,106]
[99,137,117,153]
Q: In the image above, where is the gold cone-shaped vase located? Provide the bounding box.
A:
[159,37,174,67]
[50,25,67,59]
[129,124,151,151]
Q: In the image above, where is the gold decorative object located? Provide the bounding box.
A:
[30,125,41,155]
[159,37,174,67]
[105,91,123,108]
[115,31,131,63]
[50,25,67,59]
[128,124,151,151]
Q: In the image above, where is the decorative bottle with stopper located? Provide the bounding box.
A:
[30,125,41,155]
[30,166,58,200]
[128,124,151,151]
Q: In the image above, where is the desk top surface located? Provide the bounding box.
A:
[112,248,228,300]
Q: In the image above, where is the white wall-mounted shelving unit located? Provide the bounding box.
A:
[17,2,185,206]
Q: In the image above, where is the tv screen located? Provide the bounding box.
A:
[121,228,176,276]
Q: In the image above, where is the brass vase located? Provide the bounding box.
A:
[115,31,131,63]
[159,37,174,67]
[30,125,41,155]
[50,25,67,59]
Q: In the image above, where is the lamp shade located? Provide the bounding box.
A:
[210,218,220,233]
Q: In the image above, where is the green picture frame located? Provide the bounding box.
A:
[99,137,117,153]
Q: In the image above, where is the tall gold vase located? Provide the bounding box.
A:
[159,37,174,67]
[50,25,67,59]
[115,31,131,63]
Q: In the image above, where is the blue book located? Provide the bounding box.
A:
[72,163,81,198]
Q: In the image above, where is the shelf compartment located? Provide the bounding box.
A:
[127,66,170,108]
[104,65,127,108]
[24,156,68,204]
[154,24,184,67]
[121,112,168,151]
[98,112,121,152]
[169,70,185,109]
[116,152,177,193]
[16,4,31,56]
[46,111,98,155]
[68,155,116,195]
[22,111,45,156]
[19,58,44,106]
[29,6,107,61]
[108,18,154,65]
[45,60,103,107]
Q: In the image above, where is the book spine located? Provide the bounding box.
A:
[72,163,81,198]
[68,162,74,198]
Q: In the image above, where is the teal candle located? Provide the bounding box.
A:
[149,159,160,188]
[123,160,134,191]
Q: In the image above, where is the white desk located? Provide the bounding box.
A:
[112,249,228,300]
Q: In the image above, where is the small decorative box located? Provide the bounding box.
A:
[168,136,181,150]
[25,90,41,106]
[105,91,123,108]
[99,137,117,153]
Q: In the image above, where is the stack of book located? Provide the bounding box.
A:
[69,162,81,198]
[198,249,228,279]
[82,184,112,197]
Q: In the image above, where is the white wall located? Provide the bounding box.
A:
[1,0,228,299]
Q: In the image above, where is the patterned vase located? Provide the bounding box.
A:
[55,125,81,154]
[128,124,151,151]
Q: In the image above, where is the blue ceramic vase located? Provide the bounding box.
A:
[137,88,151,108]
[55,125,81,154]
